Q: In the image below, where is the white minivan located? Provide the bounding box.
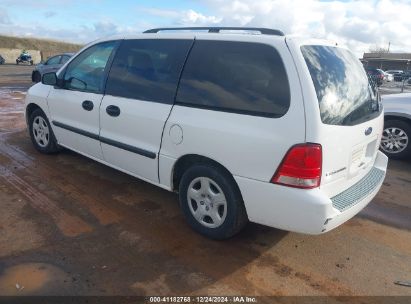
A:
[25,27,388,239]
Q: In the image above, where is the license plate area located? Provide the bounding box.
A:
[349,138,377,176]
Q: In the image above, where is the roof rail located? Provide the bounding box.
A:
[143,27,285,36]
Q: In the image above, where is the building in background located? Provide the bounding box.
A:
[362,53,411,71]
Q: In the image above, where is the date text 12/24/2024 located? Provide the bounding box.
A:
[149,296,257,303]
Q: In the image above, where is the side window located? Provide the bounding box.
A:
[176,40,290,117]
[63,41,116,93]
[61,55,71,64]
[105,39,192,104]
[46,56,61,65]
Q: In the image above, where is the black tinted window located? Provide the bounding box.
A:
[106,39,192,104]
[176,40,290,117]
[46,56,61,65]
[301,45,381,126]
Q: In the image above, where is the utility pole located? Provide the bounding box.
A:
[388,42,390,52]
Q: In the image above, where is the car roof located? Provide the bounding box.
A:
[96,27,287,42]
[81,27,347,55]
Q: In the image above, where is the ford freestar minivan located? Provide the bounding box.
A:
[24,27,388,239]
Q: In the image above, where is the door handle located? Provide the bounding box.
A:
[82,100,94,111]
[106,105,120,117]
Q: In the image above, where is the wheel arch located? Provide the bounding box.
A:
[25,103,44,125]
[384,114,411,126]
[171,154,241,195]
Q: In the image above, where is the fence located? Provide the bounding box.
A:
[368,74,411,95]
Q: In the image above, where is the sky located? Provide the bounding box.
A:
[0,0,411,57]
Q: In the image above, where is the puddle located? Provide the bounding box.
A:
[0,86,30,91]
[0,263,68,295]
[0,88,26,131]
[0,88,26,102]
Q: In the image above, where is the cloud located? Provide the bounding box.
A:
[190,0,411,56]
[179,9,222,25]
[1,0,411,57]
[0,16,150,44]
[140,7,222,26]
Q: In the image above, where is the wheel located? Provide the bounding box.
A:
[28,109,59,154]
[380,120,411,159]
[30,60,33,65]
[16,60,19,65]
[32,71,41,83]
[179,164,248,239]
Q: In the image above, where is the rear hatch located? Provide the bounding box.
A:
[300,44,383,198]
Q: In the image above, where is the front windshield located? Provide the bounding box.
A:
[301,45,381,126]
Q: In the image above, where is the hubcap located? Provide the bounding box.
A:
[381,127,408,154]
[187,177,227,228]
[32,116,50,148]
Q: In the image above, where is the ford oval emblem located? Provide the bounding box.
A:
[365,127,373,136]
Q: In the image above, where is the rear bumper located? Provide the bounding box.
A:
[235,151,388,234]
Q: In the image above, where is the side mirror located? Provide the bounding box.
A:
[42,72,57,86]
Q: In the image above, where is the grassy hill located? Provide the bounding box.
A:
[0,35,82,59]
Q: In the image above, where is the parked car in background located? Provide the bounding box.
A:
[366,67,385,86]
[16,51,33,65]
[0,55,5,64]
[386,70,403,75]
[32,53,74,82]
[25,27,387,239]
[391,71,411,82]
[402,70,411,82]
[378,69,393,82]
[381,93,411,159]
[385,70,408,82]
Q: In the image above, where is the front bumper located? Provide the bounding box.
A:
[235,151,388,234]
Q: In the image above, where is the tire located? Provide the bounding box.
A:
[179,164,248,240]
[32,71,41,83]
[28,109,59,154]
[16,60,19,65]
[30,60,33,65]
[380,120,411,160]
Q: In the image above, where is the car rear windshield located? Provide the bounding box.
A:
[301,45,381,126]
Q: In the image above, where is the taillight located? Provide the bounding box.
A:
[271,144,322,189]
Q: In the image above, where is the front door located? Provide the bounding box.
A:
[47,41,117,159]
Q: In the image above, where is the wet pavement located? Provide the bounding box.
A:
[0,65,410,296]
